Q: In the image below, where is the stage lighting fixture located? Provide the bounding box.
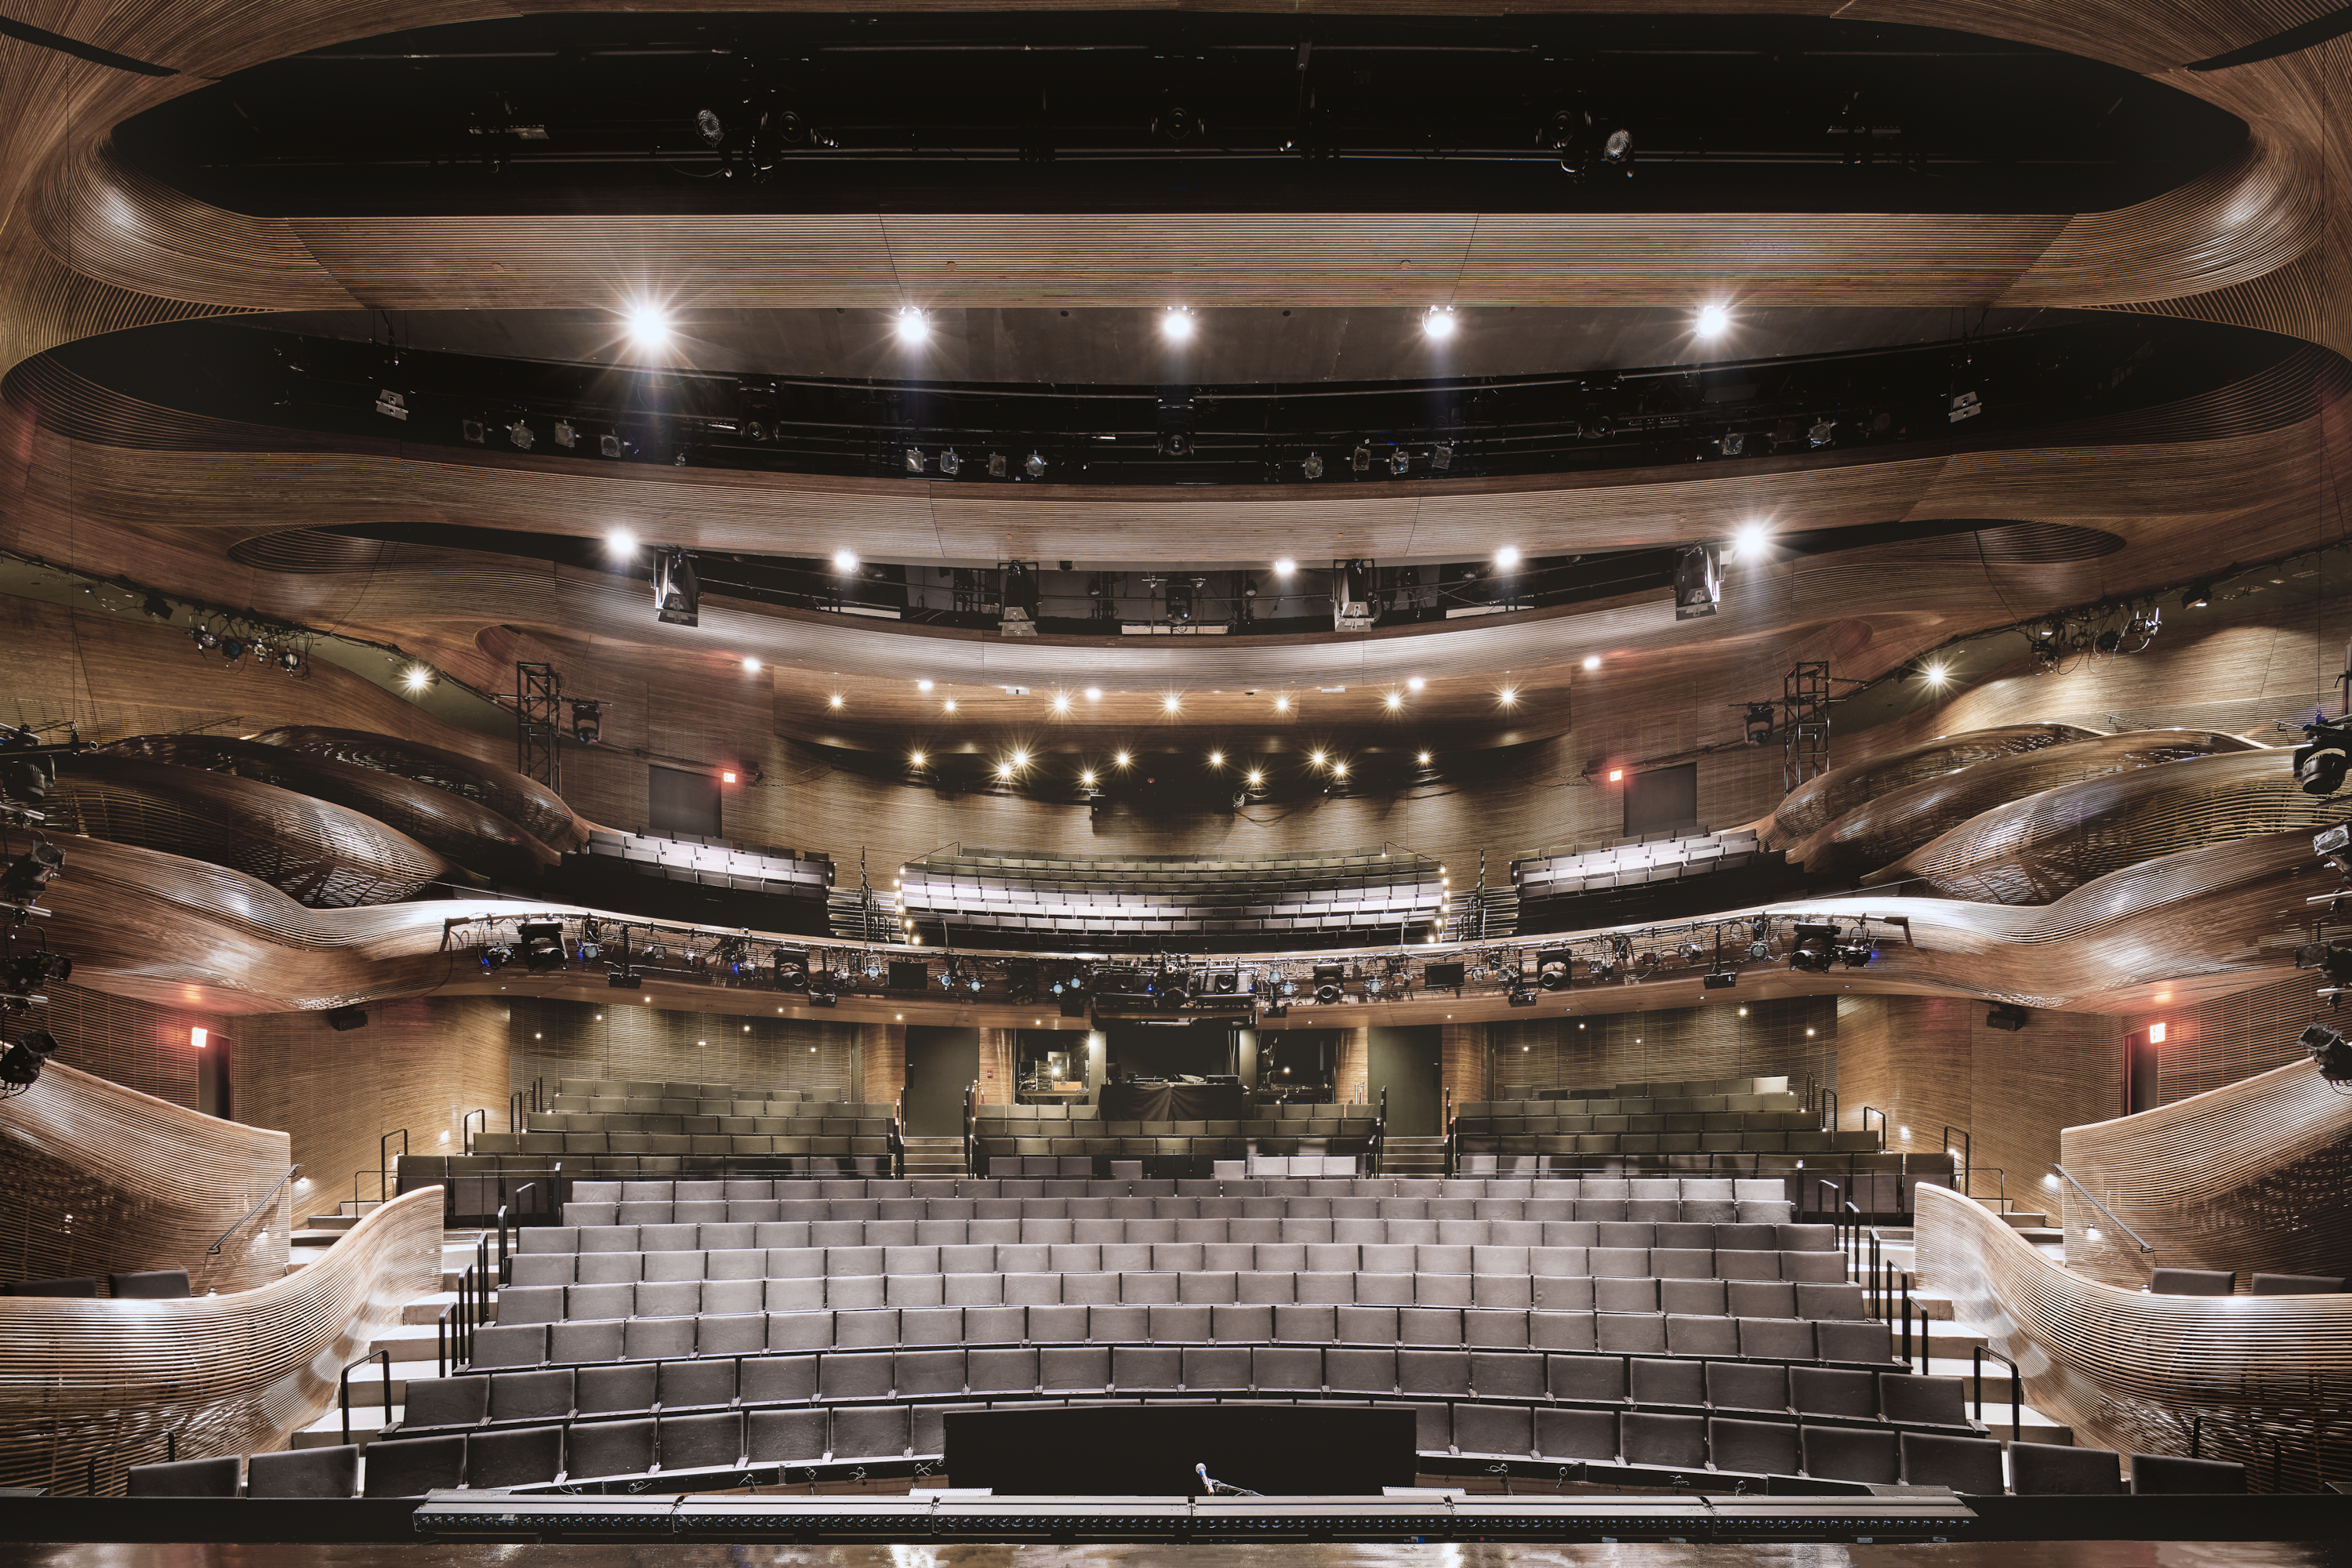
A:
[807,978,837,1007]
[0,1026,59,1091]
[654,546,700,627]
[1,842,64,906]
[1537,949,1572,990]
[2296,719,2352,797]
[695,107,726,147]
[1389,449,1410,477]
[1000,561,1041,635]
[905,447,925,474]
[462,419,486,444]
[554,420,576,448]
[1023,452,1047,478]
[375,390,408,422]
[0,949,67,993]
[2183,583,2213,609]
[220,637,245,665]
[570,700,602,743]
[190,626,219,653]
[1161,307,1196,343]
[600,434,624,458]
[987,452,1008,478]
[480,942,514,971]
[1432,445,1453,471]
[1261,1002,1289,1020]
[2302,1022,2352,1082]
[642,942,667,962]
[1602,129,1633,164]
[1422,307,1457,339]
[1704,971,1737,989]
[896,307,929,344]
[326,1006,368,1032]
[772,949,811,991]
[1164,576,1198,626]
[1350,445,1371,473]
[1788,922,1838,974]
[1334,558,1377,631]
[939,448,961,476]
[1987,1004,2030,1033]
[519,922,567,971]
[1300,452,1324,479]
[1807,419,1835,448]
[1507,988,1540,1007]
[1312,962,1346,1005]
[608,970,642,989]
[0,753,56,808]
[508,420,535,451]
[1673,543,1722,620]
[717,935,750,975]
[1744,702,1775,745]
[1720,432,1747,456]
[1835,932,1875,968]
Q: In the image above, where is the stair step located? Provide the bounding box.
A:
[1998,1212,2051,1229]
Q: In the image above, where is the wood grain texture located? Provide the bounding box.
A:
[247,725,586,853]
[1915,1181,2352,1494]
[0,1184,441,1496]
[1766,724,2102,844]
[0,1061,289,1295]
[1867,748,2340,903]
[2058,1058,2352,1292]
[44,751,456,906]
[1787,729,2262,881]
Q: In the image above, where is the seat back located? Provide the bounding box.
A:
[362,1434,468,1498]
[126,1455,240,1497]
[245,1444,359,1499]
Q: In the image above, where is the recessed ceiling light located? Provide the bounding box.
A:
[829,694,843,708]
[1207,751,1224,767]
[1162,694,1181,713]
[1494,546,1521,569]
[1422,307,1457,339]
[1247,769,1264,786]
[1274,695,1291,713]
[625,302,670,347]
[833,548,859,572]
[918,679,934,691]
[1406,677,1425,691]
[1582,655,1601,672]
[1080,769,1097,786]
[1115,751,1131,767]
[942,699,957,713]
[1696,303,1732,339]
[896,307,929,344]
[1051,693,1072,713]
[1497,688,1519,706]
[1384,691,1403,710]
[1417,750,1432,765]
[1272,558,1296,575]
[1309,750,1327,768]
[743,657,761,673]
[1162,307,1196,342]
[606,528,637,557]
[1332,761,1348,778]
[1084,687,1102,701]
[1734,521,1769,559]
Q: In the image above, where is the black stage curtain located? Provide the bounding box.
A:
[1099,1082,1251,1121]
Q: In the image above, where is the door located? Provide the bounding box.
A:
[2125,1026,2160,1115]
[904,1025,980,1135]
[1368,1025,1443,1134]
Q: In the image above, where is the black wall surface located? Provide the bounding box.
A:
[946,1404,1416,1495]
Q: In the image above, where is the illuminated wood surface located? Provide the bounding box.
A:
[0,1185,442,1495]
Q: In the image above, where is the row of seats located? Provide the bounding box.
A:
[563,1176,1786,1200]
[1457,1112,1817,1134]
[547,1096,844,1117]
[1,1267,191,1298]
[913,847,1439,884]
[579,829,832,888]
[472,1134,894,1156]
[985,1102,1379,1121]
[1515,826,1761,883]
[1463,1133,1882,1156]
[122,1419,2251,1498]
[1468,1097,1802,1120]
[524,1220,1809,1254]
[555,1077,750,1100]
[972,1120,1370,1138]
[1537,1076,1793,1102]
[527,1116,894,1136]
[469,1304,1878,1369]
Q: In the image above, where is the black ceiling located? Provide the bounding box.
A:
[116,11,2243,216]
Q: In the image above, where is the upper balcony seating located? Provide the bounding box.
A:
[895,846,1446,952]
[575,830,832,895]
[1511,826,1797,935]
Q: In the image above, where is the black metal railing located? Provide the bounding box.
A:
[461,1109,486,1154]
[339,1348,393,1445]
[1859,1105,1887,1145]
[1942,1125,1970,1188]
[1974,1346,2025,1443]
[1817,1088,1838,1134]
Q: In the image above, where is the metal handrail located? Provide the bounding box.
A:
[510,1090,529,1137]
[1859,1105,1888,1143]
[339,1348,392,1445]
[2049,1163,2155,1256]
[379,1127,408,1211]
[496,1184,535,1283]
[1974,1346,2025,1443]
[461,1109,486,1154]
[1817,1088,1838,1134]
[207,1163,299,1255]
[1942,1125,1970,1181]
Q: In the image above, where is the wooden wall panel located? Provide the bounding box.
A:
[2123,971,2329,1111]
[1768,724,2099,844]
[1915,1184,2352,1494]
[0,1186,442,1497]
[21,978,220,1112]
[1490,994,1838,1101]
[0,1062,288,1295]
[863,1023,906,1109]
[234,996,508,1225]
[2059,1058,2352,1292]
[1439,1022,1486,1109]
[504,993,856,1105]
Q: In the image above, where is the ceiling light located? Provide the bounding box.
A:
[833,548,859,572]
[1582,655,1600,672]
[1406,677,1425,691]
[743,658,761,673]
[829,694,843,708]
[896,307,929,344]
[1161,307,1196,342]
[1301,454,1324,479]
[1309,750,1327,768]
[1114,751,1131,767]
[1417,750,1432,766]
[918,680,934,692]
[625,303,670,347]
[1207,751,1224,768]
[1274,696,1290,713]
[1734,521,1769,559]
[606,528,638,557]
[401,664,434,692]
[996,761,1014,779]
[1080,770,1097,787]
[909,750,927,768]
[942,699,957,713]
[1332,761,1348,779]
[1162,694,1180,713]
[1011,749,1029,768]
[1494,546,1521,569]
[1923,664,1949,687]
[1051,693,1071,713]
[1272,558,1296,575]
[1608,768,1624,782]
[1423,307,1457,339]
[1384,691,1403,710]
[1497,688,1519,706]
[1696,303,1731,339]
[1247,769,1264,786]
[1084,687,1102,701]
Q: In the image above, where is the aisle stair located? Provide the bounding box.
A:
[900,1135,966,1178]
[1381,1134,1448,1177]
[289,1225,494,1451]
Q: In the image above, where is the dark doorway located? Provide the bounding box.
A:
[1625,761,1699,835]
[2125,1025,2161,1114]
[1368,1025,1443,1134]
[904,1025,978,1135]
[648,764,721,837]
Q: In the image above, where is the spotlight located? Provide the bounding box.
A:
[1601,129,1633,165]
[1788,922,1838,974]
[1301,453,1324,479]
[988,452,1007,477]
[480,942,514,971]
[608,969,642,990]
[695,107,725,147]
[654,546,700,627]
[601,434,624,458]
[939,448,961,476]
[1807,419,1835,448]
[461,419,486,444]
[1494,546,1521,571]
[1744,702,1775,745]
[1164,577,1196,625]
[220,637,245,665]
[1334,557,1376,631]
[0,842,64,906]
[895,308,929,344]
[1423,307,1457,339]
[0,949,68,993]
[607,528,637,558]
[554,420,576,448]
[905,447,926,474]
[1835,932,1876,968]
[772,949,811,991]
[401,664,434,693]
[190,626,219,654]
[625,303,671,348]
[508,420,535,451]
[2296,719,2352,797]
[1734,521,1769,559]
[570,700,602,743]
[1273,558,1296,577]
[833,548,859,573]
[1312,962,1345,1005]
[2302,1022,2352,1081]
[1351,445,1371,472]
[1023,452,1047,479]
[0,1027,59,1091]
[2183,583,2214,609]
[518,922,567,971]
[1673,543,1722,620]
[1720,433,1747,457]
[1161,307,1196,343]
[1432,445,1453,471]
[1696,303,1730,338]
[1389,449,1410,477]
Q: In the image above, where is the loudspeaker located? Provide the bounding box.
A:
[1058,989,1089,1018]
[1423,961,1466,989]
[325,1006,368,1032]
[887,960,929,991]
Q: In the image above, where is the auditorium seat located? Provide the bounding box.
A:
[245,1445,359,1499]
[125,1456,241,1497]
[2250,1272,2347,1294]
[1800,1424,1898,1484]
[2148,1268,2235,1296]
[2009,1441,2125,1494]
[361,1435,467,1497]
[1900,1432,2005,1494]
[2130,1454,2249,1494]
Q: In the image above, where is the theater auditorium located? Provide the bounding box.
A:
[1,0,2348,1556]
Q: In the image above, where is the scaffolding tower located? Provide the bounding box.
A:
[1782,661,1831,795]
[517,661,562,791]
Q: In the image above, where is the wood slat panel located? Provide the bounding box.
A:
[2059,1057,2352,1291]
[0,1185,441,1496]
[1768,724,2102,844]
[0,1062,289,1295]
[1915,1181,2352,1493]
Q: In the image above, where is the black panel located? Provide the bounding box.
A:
[648,765,721,837]
[945,1404,1415,1496]
[1625,763,1699,836]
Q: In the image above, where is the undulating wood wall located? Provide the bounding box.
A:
[2122,972,2331,1110]
[16,978,222,1114]
[1490,994,1838,1101]
[1440,1022,1485,1108]
[0,1062,288,1294]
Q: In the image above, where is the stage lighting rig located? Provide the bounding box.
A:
[773,949,811,991]
[1836,929,1877,968]
[2296,717,2352,797]
[519,922,567,971]
[1537,949,1572,990]
[576,919,604,963]
[0,1025,58,1096]
[654,547,700,628]
[480,942,514,971]
[1748,916,1775,962]
[2303,1023,2352,1084]
[1312,963,1346,1005]
[1788,922,1838,974]
[1,839,64,911]
[0,945,68,997]
[1743,703,1776,746]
